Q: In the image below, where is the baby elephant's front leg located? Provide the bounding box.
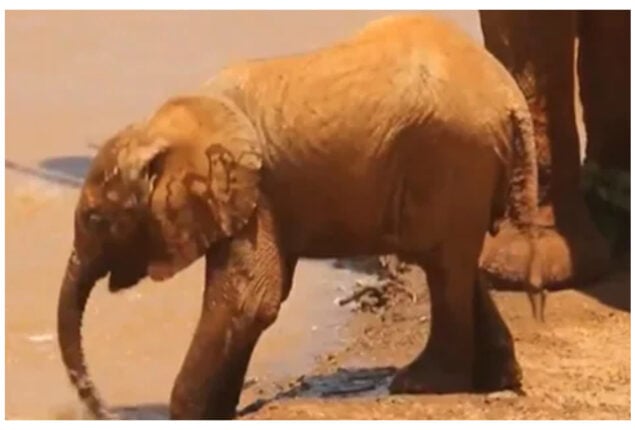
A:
[170,209,286,419]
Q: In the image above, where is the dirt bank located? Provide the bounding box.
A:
[240,262,630,420]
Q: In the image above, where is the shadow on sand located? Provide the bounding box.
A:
[111,403,170,420]
[109,366,396,420]
[238,366,396,417]
[6,154,93,189]
[574,258,630,312]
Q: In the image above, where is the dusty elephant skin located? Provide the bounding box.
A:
[57,14,542,419]
[478,11,630,289]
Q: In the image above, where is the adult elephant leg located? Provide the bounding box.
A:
[169,206,288,419]
[479,11,610,287]
[577,11,630,254]
[578,10,630,172]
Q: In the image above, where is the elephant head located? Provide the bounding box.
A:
[56,95,262,417]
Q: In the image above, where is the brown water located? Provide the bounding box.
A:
[5,10,482,419]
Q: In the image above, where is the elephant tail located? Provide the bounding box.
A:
[510,106,545,316]
[482,105,545,320]
[507,105,539,230]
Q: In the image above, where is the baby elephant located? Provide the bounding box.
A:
[57,14,540,419]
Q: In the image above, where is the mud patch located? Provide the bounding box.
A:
[239,366,396,416]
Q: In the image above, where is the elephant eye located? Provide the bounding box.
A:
[83,208,109,230]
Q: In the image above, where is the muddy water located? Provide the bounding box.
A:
[5,10,481,419]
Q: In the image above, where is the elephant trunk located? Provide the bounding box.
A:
[57,250,113,419]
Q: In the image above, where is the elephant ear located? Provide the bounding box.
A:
[145,135,262,281]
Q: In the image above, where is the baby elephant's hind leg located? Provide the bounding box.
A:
[389,238,522,394]
[389,244,478,394]
[472,274,523,392]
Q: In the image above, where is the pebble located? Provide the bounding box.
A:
[27,333,54,343]
[485,390,520,401]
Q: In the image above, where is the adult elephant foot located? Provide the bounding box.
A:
[480,203,612,290]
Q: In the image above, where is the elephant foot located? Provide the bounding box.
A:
[474,356,523,394]
[388,352,473,394]
[472,309,523,392]
[170,398,236,420]
[479,213,611,289]
[389,318,522,395]
[169,302,262,420]
[473,274,524,393]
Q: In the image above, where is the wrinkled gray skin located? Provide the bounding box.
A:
[57,15,540,420]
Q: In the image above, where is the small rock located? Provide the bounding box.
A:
[486,390,520,401]
[243,377,258,389]
[27,333,55,343]
[126,291,143,301]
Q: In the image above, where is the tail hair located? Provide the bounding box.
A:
[507,107,539,229]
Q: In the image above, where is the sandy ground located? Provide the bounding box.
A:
[241,262,631,420]
[4,11,627,420]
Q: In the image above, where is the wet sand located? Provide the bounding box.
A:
[5,10,622,420]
